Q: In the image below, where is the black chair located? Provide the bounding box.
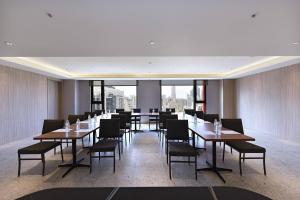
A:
[17,120,64,176]
[68,114,88,146]
[195,111,204,119]
[203,114,219,123]
[160,114,178,147]
[184,109,195,116]
[166,119,198,180]
[131,108,141,130]
[119,111,132,134]
[89,119,121,173]
[116,109,125,113]
[166,108,176,113]
[84,112,97,119]
[94,109,105,116]
[221,119,266,176]
[111,114,129,148]
[158,111,172,139]
[149,108,159,130]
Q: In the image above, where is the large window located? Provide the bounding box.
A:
[90,80,104,111]
[161,80,194,112]
[161,80,206,112]
[104,86,137,112]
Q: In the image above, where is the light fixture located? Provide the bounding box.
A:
[149,41,155,46]
[46,12,53,18]
[4,41,13,46]
[292,41,300,45]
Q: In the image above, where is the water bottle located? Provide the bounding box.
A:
[88,114,91,123]
[65,120,70,132]
[217,122,222,136]
[76,118,80,131]
[194,113,197,123]
[214,119,218,133]
[183,110,185,118]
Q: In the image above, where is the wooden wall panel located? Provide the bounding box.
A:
[0,65,49,145]
[235,63,300,142]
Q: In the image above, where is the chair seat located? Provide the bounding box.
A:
[90,140,118,152]
[227,141,265,153]
[169,143,197,156]
[18,141,60,154]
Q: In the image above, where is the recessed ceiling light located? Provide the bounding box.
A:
[292,41,300,45]
[251,12,258,18]
[149,41,155,46]
[4,41,13,46]
[148,61,152,64]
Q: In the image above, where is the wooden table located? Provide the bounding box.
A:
[182,114,255,183]
[34,121,99,178]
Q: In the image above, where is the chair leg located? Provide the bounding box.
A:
[243,153,245,162]
[18,153,21,177]
[239,153,242,176]
[89,133,90,142]
[98,152,100,161]
[195,155,198,180]
[54,139,56,154]
[118,141,121,160]
[169,155,172,179]
[231,147,232,154]
[89,151,92,174]
[263,152,267,175]
[41,154,45,176]
[222,142,226,161]
[113,150,116,173]
[60,143,64,162]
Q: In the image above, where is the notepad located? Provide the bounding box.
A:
[222,130,240,134]
[74,129,93,133]
[79,121,89,124]
[53,129,72,132]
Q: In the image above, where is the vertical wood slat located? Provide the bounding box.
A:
[0,65,61,145]
[235,63,300,142]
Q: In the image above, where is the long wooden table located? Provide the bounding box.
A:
[34,120,100,177]
[181,114,255,183]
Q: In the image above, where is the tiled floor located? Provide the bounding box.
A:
[0,125,299,200]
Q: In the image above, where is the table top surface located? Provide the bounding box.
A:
[181,114,255,142]
[34,119,99,140]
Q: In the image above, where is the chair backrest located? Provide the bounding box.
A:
[94,109,105,115]
[149,108,159,113]
[160,114,178,129]
[166,119,189,141]
[195,111,204,119]
[204,114,219,123]
[68,114,86,124]
[221,119,244,134]
[111,114,127,129]
[100,119,120,138]
[132,108,141,113]
[42,119,65,134]
[116,109,125,113]
[84,112,96,119]
[184,109,195,116]
[166,108,176,113]
[119,111,132,123]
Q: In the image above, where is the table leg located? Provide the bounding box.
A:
[59,139,90,178]
[93,130,96,145]
[197,141,232,183]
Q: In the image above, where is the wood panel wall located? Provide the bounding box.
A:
[235,63,300,142]
[0,65,61,145]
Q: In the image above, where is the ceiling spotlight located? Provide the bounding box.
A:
[149,41,155,46]
[4,41,13,46]
[148,61,152,64]
[292,41,300,45]
[46,12,53,18]
[251,12,258,18]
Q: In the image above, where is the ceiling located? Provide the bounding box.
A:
[0,0,300,56]
[1,56,300,79]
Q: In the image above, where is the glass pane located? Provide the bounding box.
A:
[91,104,102,112]
[196,80,205,101]
[196,103,205,112]
[161,86,193,112]
[93,86,102,101]
[105,86,136,112]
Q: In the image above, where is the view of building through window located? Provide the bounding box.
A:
[161,86,194,112]
[104,86,136,112]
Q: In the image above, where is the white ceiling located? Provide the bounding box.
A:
[0,0,300,56]
[1,56,300,80]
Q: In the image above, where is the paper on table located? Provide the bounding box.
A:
[222,130,240,134]
[75,129,93,133]
[79,121,89,124]
[204,121,211,124]
[53,129,72,132]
